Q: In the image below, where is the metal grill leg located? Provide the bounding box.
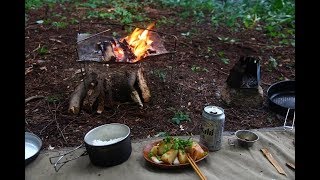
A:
[283,108,295,130]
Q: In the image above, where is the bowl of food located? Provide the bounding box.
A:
[143,136,209,168]
[235,130,259,147]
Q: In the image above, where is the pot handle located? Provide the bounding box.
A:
[283,108,295,130]
[49,144,87,172]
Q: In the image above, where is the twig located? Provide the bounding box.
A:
[76,29,111,44]
[25,44,41,58]
[211,67,229,76]
[178,82,198,91]
[47,102,68,144]
[179,41,193,48]
[39,120,55,135]
[25,95,45,104]
[106,110,117,119]
[61,118,77,132]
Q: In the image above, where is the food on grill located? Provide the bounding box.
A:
[148,136,207,165]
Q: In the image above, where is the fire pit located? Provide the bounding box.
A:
[68,23,177,115]
[76,22,174,63]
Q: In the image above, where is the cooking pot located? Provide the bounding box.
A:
[50,123,132,172]
[267,80,295,129]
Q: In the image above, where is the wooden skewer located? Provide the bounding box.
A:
[187,154,207,180]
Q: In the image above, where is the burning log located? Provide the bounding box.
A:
[68,67,150,115]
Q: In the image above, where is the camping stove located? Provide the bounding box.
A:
[226,56,261,89]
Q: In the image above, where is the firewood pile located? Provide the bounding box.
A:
[68,66,150,115]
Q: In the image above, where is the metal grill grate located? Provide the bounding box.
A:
[271,93,295,109]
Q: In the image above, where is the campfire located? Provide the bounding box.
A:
[69,23,172,115]
[77,22,169,64]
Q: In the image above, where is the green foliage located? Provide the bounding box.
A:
[168,108,191,125]
[38,46,48,55]
[69,18,79,25]
[52,21,68,29]
[83,0,149,25]
[268,56,278,71]
[217,51,230,64]
[26,0,69,10]
[151,69,167,82]
[157,16,175,26]
[26,0,44,10]
[217,36,237,44]
[163,136,193,150]
[159,0,294,42]
[191,65,209,73]
[46,94,63,103]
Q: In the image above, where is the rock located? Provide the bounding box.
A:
[220,84,264,108]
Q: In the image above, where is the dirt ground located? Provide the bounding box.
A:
[25,4,295,149]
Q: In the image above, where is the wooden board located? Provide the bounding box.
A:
[261,148,287,176]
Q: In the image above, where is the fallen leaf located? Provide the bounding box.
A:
[75,68,85,74]
[179,125,184,131]
[40,66,47,71]
[49,38,63,43]
[36,20,44,24]
[25,67,33,75]
[283,59,291,63]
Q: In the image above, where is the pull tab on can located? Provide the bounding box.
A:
[200,106,225,151]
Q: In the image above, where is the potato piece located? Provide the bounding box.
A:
[178,149,188,164]
[188,141,205,160]
[161,149,178,164]
[157,141,173,156]
[151,156,163,164]
[150,145,158,156]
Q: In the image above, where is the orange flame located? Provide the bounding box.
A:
[112,45,125,61]
[124,22,155,62]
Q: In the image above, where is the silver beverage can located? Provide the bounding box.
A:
[200,106,225,151]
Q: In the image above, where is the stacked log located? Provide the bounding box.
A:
[68,67,150,115]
